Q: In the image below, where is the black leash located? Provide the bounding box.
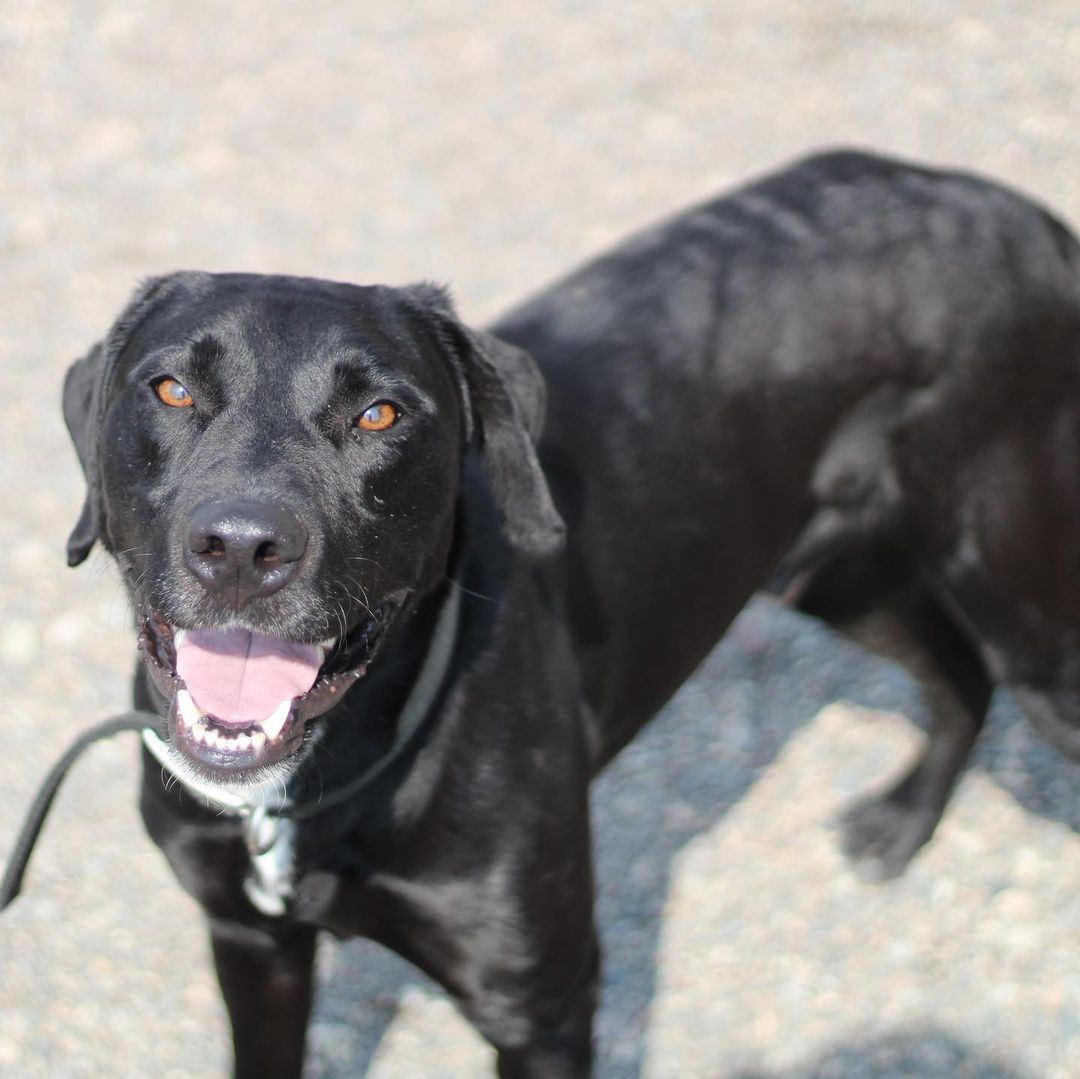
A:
[1,700,429,915]
[1,711,158,911]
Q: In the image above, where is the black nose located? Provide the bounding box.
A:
[184,499,309,605]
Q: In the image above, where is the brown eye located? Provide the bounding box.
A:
[154,378,194,408]
[356,402,399,431]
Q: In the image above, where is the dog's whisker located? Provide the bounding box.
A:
[346,555,386,571]
[443,575,495,604]
[338,581,374,623]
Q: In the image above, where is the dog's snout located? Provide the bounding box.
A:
[184,499,308,605]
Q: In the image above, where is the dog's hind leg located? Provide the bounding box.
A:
[786,550,993,880]
[209,919,317,1079]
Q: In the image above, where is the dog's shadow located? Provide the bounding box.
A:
[304,596,1077,1077]
[729,1027,1031,1079]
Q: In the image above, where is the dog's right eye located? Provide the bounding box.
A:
[153,378,194,408]
[355,401,400,432]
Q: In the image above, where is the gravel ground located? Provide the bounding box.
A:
[2,3,1080,1077]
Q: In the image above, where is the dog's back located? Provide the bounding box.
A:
[493,150,1080,776]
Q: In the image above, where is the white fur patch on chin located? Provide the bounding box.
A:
[153,738,296,811]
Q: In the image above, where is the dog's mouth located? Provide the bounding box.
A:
[138,610,388,775]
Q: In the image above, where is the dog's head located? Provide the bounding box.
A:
[63,272,563,792]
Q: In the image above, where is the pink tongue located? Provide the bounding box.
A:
[175,628,322,726]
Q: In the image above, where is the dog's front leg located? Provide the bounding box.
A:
[477,932,599,1079]
[491,984,597,1079]
[454,886,600,1078]
[399,806,600,1077]
[209,918,317,1079]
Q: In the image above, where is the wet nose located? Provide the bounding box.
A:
[184,499,308,606]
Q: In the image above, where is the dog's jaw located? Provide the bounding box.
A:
[137,606,391,781]
[148,728,302,809]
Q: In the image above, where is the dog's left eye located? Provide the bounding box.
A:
[355,402,400,432]
[153,378,194,408]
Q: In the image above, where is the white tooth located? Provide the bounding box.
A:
[318,636,337,651]
[205,726,219,746]
[174,629,187,648]
[261,700,292,741]
[234,732,251,752]
[177,689,204,730]
[250,731,267,754]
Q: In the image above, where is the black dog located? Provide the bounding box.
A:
[61,150,1080,1078]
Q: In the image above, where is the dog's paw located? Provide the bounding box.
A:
[838,795,939,882]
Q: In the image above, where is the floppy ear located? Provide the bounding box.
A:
[456,324,566,558]
[62,340,107,566]
[62,273,199,566]
[411,285,565,559]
